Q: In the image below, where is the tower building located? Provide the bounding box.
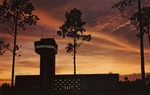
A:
[15,38,119,95]
[34,38,58,91]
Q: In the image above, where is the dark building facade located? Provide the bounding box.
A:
[15,38,119,95]
[15,74,119,95]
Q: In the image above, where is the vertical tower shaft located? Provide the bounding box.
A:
[34,38,58,91]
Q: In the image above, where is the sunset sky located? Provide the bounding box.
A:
[0,0,150,85]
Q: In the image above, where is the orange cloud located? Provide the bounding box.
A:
[34,10,63,29]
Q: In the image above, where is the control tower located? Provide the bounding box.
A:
[34,38,58,91]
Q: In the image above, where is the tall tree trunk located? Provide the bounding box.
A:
[11,6,18,88]
[74,33,76,75]
[11,32,17,88]
[147,22,150,45]
[148,28,150,45]
[138,0,145,85]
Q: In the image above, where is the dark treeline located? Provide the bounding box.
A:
[118,75,150,95]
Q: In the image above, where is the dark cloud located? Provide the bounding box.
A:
[30,0,119,27]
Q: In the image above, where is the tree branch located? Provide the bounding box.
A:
[6,22,15,34]
[6,28,15,37]
[15,51,21,56]
[3,44,13,54]
[76,40,84,50]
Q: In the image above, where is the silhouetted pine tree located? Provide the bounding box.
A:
[112,0,146,85]
[57,8,91,75]
[0,0,39,87]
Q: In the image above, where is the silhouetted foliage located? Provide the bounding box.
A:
[0,0,39,87]
[124,77,129,82]
[1,83,11,95]
[0,40,5,55]
[112,0,150,40]
[57,8,91,75]
[146,74,150,85]
[0,40,21,56]
[130,7,150,44]
[0,41,10,55]
[112,0,136,14]
[118,77,150,95]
